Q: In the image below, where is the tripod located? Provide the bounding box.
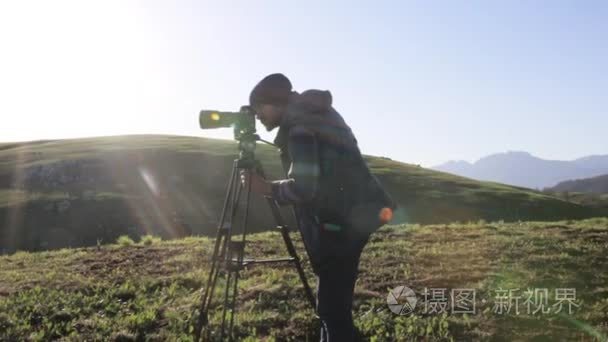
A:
[194,134,317,341]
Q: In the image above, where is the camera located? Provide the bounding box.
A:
[199,105,256,141]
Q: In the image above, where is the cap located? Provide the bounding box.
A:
[249,73,292,106]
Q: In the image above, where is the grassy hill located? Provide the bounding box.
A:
[1,134,605,253]
[548,173,608,194]
[1,218,607,341]
[542,190,608,213]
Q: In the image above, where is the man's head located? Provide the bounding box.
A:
[249,73,292,131]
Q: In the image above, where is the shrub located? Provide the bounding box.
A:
[140,235,161,246]
[116,235,135,247]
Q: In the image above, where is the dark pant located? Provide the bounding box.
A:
[297,213,370,342]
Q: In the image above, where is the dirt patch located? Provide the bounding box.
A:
[70,246,187,279]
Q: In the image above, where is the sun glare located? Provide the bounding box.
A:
[0,1,147,141]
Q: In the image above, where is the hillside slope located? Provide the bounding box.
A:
[0,135,603,252]
[549,173,608,194]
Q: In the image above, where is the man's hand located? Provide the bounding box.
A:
[240,170,272,196]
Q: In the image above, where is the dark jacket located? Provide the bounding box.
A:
[270,90,396,236]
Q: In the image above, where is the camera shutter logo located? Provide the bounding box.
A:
[387,285,417,315]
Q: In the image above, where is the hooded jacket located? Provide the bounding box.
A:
[270,90,396,236]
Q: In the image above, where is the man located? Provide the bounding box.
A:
[241,73,395,341]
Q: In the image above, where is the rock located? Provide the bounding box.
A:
[18,159,106,189]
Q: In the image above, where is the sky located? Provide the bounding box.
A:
[0,0,606,167]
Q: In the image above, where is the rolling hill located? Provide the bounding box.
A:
[548,173,608,194]
[1,135,604,253]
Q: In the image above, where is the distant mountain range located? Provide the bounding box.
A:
[549,173,608,194]
[432,151,608,189]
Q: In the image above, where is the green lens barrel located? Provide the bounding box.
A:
[199,110,238,129]
[199,106,256,141]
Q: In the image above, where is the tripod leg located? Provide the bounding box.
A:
[219,269,233,340]
[219,163,246,341]
[253,161,317,312]
[225,258,240,341]
[227,171,252,339]
[268,199,317,310]
[195,160,239,342]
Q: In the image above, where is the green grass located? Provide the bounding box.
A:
[0,189,72,208]
[1,218,607,340]
[545,190,608,210]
